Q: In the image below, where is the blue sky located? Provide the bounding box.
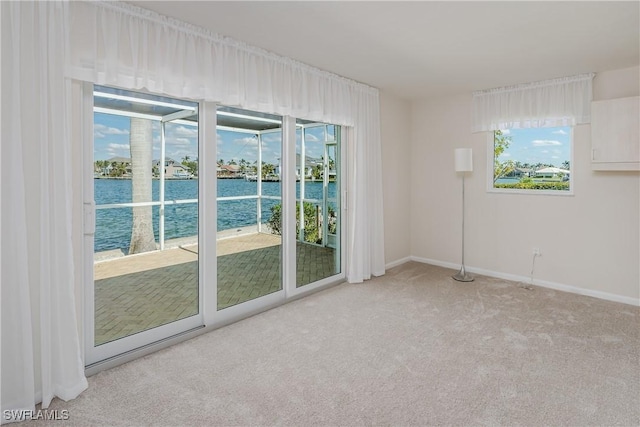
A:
[94,112,327,164]
[95,112,568,168]
[497,126,571,167]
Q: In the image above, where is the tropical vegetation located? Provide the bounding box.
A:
[266,202,337,244]
[181,156,198,176]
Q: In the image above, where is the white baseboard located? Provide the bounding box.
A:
[410,256,640,307]
[385,256,412,270]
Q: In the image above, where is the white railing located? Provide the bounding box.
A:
[95,192,335,251]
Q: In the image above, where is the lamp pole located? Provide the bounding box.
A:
[453,148,473,282]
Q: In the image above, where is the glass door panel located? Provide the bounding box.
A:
[216,107,282,309]
[90,86,200,355]
[296,123,341,287]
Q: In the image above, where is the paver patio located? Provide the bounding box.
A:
[94,233,338,345]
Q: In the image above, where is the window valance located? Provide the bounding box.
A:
[472,73,595,132]
[67,1,375,127]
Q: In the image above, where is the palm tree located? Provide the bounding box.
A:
[128,117,156,254]
[261,162,275,178]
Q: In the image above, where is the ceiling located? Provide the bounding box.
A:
[128,1,639,100]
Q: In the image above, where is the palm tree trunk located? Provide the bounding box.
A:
[129,117,156,254]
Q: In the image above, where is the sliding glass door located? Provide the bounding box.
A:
[215,107,283,310]
[85,91,346,365]
[85,85,203,365]
[295,123,342,287]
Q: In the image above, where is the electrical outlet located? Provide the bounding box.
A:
[532,247,541,257]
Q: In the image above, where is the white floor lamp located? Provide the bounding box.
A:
[453,148,474,282]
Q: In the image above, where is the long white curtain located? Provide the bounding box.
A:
[67,1,385,282]
[2,0,386,414]
[1,1,88,420]
[346,97,386,282]
[472,73,595,132]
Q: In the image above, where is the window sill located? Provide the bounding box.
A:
[487,187,574,196]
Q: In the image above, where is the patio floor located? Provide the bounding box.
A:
[94,233,338,346]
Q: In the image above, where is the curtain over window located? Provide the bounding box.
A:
[472,73,595,132]
[1,1,88,419]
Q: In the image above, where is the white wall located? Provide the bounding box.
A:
[410,66,640,303]
[379,91,412,266]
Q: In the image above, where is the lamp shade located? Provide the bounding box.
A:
[455,148,473,172]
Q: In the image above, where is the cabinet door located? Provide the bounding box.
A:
[591,96,639,171]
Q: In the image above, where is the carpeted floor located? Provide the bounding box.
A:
[26,262,639,426]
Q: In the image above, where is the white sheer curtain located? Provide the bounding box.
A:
[67,1,385,282]
[1,0,384,415]
[472,73,595,132]
[1,1,88,421]
[346,96,386,282]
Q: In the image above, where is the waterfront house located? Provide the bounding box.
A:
[217,163,241,178]
[513,167,533,178]
[165,161,191,179]
[152,158,193,178]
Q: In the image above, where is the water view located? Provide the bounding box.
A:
[95,178,336,252]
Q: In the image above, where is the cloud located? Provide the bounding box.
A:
[105,142,130,157]
[234,136,259,147]
[304,134,319,142]
[501,153,511,157]
[532,140,562,147]
[170,125,198,137]
[107,143,130,150]
[168,137,192,147]
[94,124,129,139]
[305,147,323,158]
[261,133,282,144]
[552,129,568,135]
[168,148,194,159]
[499,129,511,135]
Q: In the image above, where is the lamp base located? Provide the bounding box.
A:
[452,266,474,282]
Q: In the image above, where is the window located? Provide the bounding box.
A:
[490,126,572,193]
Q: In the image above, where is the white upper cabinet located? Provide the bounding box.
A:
[591,96,639,171]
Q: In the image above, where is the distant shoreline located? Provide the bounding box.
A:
[94,176,334,182]
[95,176,198,180]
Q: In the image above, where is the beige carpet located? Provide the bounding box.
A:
[27,262,639,426]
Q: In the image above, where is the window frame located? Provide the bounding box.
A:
[486,127,575,196]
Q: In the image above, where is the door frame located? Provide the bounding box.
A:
[83,83,205,366]
[82,84,348,367]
